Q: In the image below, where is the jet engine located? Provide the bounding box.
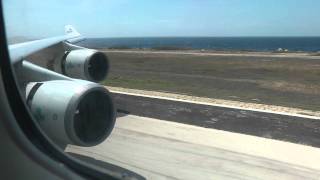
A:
[61,49,109,82]
[26,80,115,147]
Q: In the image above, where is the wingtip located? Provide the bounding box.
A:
[65,25,81,36]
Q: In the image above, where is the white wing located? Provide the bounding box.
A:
[9,25,82,64]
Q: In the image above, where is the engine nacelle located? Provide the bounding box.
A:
[26,80,115,147]
[62,49,109,82]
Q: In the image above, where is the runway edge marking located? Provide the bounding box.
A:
[110,90,320,120]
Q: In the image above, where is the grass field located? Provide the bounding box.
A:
[103,50,320,111]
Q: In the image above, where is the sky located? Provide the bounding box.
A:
[3,0,320,38]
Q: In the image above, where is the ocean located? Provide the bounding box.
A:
[77,37,320,52]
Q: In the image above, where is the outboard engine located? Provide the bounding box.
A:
[61,49,109,82]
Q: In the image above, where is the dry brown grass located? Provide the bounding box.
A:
[103,50,320,111]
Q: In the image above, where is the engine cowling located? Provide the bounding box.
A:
[26,80,115,147]
[62,49,109,82]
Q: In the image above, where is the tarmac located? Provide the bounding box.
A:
[66,90,320,179]
[112,92,320,148]
[67,114,320,180]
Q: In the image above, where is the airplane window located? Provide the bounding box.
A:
[3,0,320,179]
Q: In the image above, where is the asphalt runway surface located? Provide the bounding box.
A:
[112,92,320,148]
[67,114,320,180]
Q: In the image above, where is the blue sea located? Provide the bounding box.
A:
[78,37,320,52]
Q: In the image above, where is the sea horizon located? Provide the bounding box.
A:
[87,36,320,38]
[78,37,320,52]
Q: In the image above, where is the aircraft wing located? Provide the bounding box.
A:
[9,25,83,64]
[9,25,116,148]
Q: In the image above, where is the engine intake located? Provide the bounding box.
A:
[62,49,109,82]
[26,80,115,147]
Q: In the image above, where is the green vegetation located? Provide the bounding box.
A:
[103,51,320,111]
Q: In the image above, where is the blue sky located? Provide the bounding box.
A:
[3,0,320,38]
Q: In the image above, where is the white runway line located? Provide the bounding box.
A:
[110,90,320,120]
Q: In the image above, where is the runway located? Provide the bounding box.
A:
[112,92,320,148]
[66,114,320,180]
[66,90,320,179]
